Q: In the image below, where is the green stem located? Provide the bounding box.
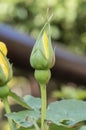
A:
[3,97,14,130]
[9,91,32,110]
[33,120,40,130]
[40,84,47,130]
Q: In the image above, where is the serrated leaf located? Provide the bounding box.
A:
[6,110,40,128]
[46,99,86,127]
[24,95,41,111]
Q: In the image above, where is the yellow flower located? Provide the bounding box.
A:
[30,22,55,70]
[0,42,7,56]
[43,32,49,59]
[0,42,12,86]
[0,52,8,80]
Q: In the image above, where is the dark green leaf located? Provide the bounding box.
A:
[49,123,75,130]
[19,126,35,130]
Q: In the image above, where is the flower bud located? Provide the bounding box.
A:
[0,42,13,86]
[30,22,55,70]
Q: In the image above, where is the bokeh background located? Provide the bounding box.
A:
[0,0,86,55]
[0,0,86,130]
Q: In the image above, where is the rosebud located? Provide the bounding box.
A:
[0,42,13,86]
[30,22,55,70]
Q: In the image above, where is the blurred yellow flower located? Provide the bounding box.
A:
[0,42,12,86]
[0,52,8,80]
[0,42,7,56]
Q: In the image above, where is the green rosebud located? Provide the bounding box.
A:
[0,42,13,86]
[30,22,55,70]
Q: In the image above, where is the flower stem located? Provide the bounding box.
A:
[9,91,32,110]
[3,97,14,130]
[33,120,40,130]
[40,84,47,130]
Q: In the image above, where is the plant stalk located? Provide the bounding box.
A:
[40,84,47,130]
[9,91,32,110]
[33,120,40,130]
[3,97,14,130]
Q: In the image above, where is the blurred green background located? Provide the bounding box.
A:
[0,0,86,55]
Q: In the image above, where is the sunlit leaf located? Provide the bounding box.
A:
[7,110,40,128]
[47,99,86,127]
[24,95,41,111]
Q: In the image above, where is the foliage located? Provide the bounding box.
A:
[52,85,86,99]
[7,97,86,130]
[47,99,86,127]
[0,0,86,54]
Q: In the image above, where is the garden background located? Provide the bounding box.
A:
[0,0,86,130]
